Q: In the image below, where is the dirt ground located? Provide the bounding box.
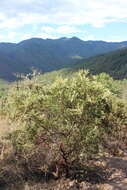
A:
[95,156,127,190]
[21,156,127,190]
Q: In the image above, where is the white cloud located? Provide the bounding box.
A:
[41,25,84,34]
[0,34,5,41]
[7,32,17,40]
[0,0,127,29]
[81,34,96,41]
[36,32,58,39]
[41,26,55,33]
[0,18,23,29]
[56,26,83,34]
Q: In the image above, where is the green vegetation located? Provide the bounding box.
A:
[72,48,127,80]
[0,79,9,98]
[0,37,127,81]
[0,70,126,189]
[0,36,127,189]
[25,47,127,90]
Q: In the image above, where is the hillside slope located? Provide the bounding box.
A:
[1,37,127,81]
[72,48,127,79]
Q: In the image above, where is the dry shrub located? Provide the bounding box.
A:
[0,71,127,188]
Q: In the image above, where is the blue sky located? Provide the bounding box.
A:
[0,0,127,43]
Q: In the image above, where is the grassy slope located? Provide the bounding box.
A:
[0,79,9,89]
[35,68,74,85]
[0,79,9,96]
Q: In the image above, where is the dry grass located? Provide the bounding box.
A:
[0,118,12,138]
[0,118,15,162]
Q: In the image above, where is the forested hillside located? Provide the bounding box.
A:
[66,48,127,80]
[0,37,127,81]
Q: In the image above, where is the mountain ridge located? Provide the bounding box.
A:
[1,37,127,81]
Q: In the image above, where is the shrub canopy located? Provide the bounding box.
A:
[1,70,127,176]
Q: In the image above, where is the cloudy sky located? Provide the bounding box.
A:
[0,0,127,42]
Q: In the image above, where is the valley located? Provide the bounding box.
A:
[0,37,127,81]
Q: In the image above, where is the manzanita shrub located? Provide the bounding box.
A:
[1,70,127,177]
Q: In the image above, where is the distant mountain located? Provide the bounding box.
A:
[71,48,127,79]
[1,37,127,81]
